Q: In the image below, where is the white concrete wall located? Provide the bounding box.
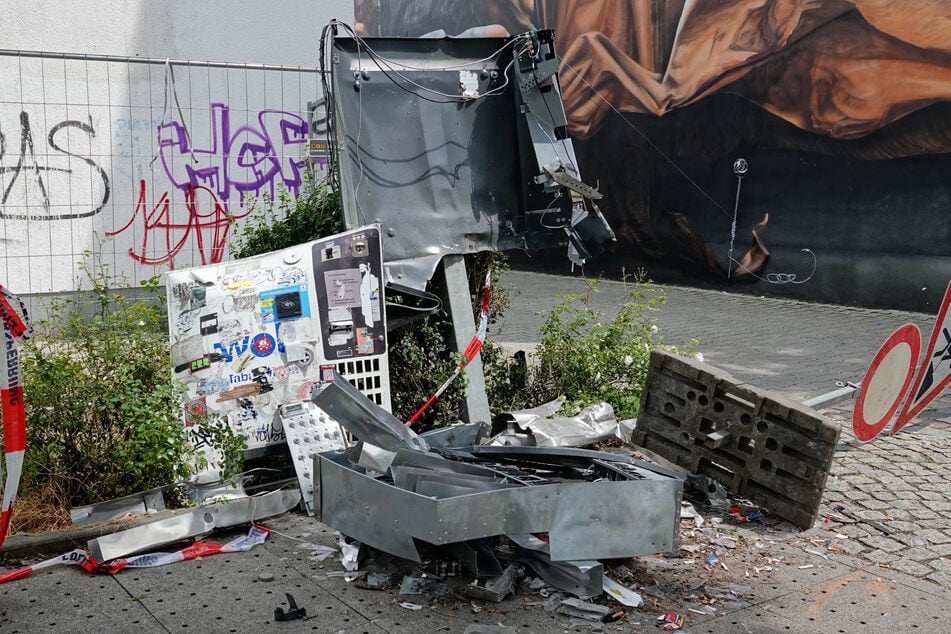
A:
[1,0,353,294]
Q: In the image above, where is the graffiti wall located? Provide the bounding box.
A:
[1,0,350,298]
[356,0,951,311]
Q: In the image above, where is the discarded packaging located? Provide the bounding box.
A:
[659,611,685,630]
[602,575,644,607]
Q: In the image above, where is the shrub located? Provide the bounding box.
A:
[483,275,688,420]
[15,252,244,511]
[230,181,344,258]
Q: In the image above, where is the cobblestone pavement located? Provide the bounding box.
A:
[498,270,951,585]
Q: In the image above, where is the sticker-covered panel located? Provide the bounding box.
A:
[165,226,387,465]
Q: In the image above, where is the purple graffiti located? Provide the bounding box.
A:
[157,103,308,210]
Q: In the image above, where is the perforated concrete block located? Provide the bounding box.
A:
[632,351,840,529]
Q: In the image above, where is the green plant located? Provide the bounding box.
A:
[15,249,244,509]
[484,274,688,420]
[230,179,344,258]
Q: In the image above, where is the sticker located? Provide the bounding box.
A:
[321,244,341,261]
[324,269,363,308]
[199,313,219,336]
[356,328,374,355]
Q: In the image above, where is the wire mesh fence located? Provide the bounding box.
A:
[0,49,323,318]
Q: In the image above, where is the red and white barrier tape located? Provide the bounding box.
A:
[0,285,32,548]
[408,271,491,425]
[0,525,270,584]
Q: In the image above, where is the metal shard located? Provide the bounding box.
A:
[87,489,301,562]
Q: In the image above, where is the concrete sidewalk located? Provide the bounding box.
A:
[2,271,950,633]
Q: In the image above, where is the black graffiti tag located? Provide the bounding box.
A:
[0,111,110,220]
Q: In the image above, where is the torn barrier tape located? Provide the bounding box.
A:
[0,285,33,549]
[407,271,491,425]
[0,525,270,584]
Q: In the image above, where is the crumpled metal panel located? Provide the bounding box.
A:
[331,34,577,289]
[87,489,301,562]
[312,372,428,452]
[314,451,680,562]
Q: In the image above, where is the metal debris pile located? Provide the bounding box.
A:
[303,370,685,616]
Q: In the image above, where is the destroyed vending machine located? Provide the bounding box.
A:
[166,226,389,471]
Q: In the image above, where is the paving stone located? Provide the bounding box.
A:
[868,490,897,502]
[922,501,951,512]
[914,490,945,501]
[859,536,905,553]
[864,550,897,565]
[898,546,940,562]
[887,559,934,577]
[853,509,888,521]
[930,543,951,557]
[918,529,951,544]
[885,520,922,533]
[893,533,930,548]
[908,508,940,521]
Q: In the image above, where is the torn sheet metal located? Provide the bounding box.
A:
[460,564,518,602]
[330,28,613,289]
[418,421,490,449]
[313,372,428,452]
[71,486,167,526]
[87,489,300,562]
[350,442,397,475]
[314,450,680,563]
[507,533,602,599]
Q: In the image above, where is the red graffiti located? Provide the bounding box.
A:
[107,179,250,266]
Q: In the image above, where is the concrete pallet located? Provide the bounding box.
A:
[633,351,840,529]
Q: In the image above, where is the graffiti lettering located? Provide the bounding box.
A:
[106,180,242,266]
[157,103,308,207]
[0,111,110,219]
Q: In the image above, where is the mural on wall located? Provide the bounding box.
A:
[355,0,951,310]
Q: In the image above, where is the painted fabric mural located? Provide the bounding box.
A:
[356,0,951,310]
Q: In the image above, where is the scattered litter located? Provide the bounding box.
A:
[399,571,447,596]
[658,612,685,630]
[602,575,643,607]
[258,572,274,582]
[557,597,613,621]
[680,502,698,519]
[296,542,338,561]
[729,506,765,523]
[804,548,829,560]
[705,557,719,566]
[714,536,738,549]
[399,602,424,610]
[798,564,814,570]
[274,592,307,622]
[462,565,518,603]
